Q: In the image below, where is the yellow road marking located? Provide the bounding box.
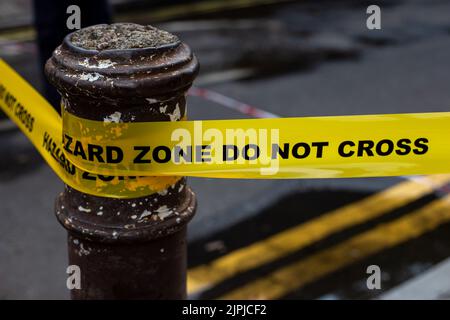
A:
[117,0,293,23]
[188,175,450,294]
[0,0,290,42]
[0,27,35,42]
[220,192,450,299]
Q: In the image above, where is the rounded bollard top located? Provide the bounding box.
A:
[45,23,199,100]
[70,23,179,51]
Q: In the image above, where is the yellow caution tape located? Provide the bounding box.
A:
[63,110,450,179]
[1,59,450,199]
[0,59,180,198]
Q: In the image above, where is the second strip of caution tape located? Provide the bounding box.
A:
[0,59,180,198]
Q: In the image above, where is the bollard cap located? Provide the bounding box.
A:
[45,23,199,100]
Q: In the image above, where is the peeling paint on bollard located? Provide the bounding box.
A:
[45,23,199,300]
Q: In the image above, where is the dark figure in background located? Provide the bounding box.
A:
[33,0,111,112]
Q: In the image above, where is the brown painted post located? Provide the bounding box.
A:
[45,23,199,299]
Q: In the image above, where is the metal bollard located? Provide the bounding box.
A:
[45,23,199,299]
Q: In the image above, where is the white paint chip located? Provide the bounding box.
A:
[156,205,173,220]
[158,188,169,196]
[79,58,117,69]
[169,103,181,121]
[78,243,91,256]
[139,210,152,220]
[104,111,122,123]
[78,206,91,213]
[146,98,158,104]
[79,72,103,82]
[159,105,168,113]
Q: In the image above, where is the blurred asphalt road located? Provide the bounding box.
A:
[1,0,450,299]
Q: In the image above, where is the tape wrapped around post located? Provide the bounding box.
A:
[0,58,180,198]
[1,58,450,199]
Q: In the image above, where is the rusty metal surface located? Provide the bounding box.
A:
[45,24,199,299]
